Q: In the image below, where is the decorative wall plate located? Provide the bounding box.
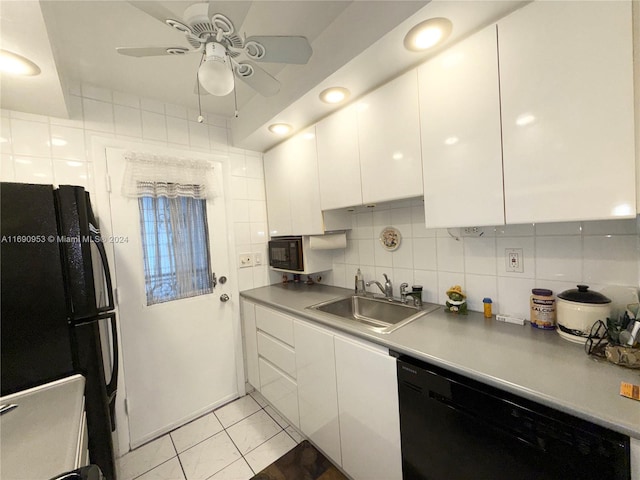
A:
[379,226,401,251]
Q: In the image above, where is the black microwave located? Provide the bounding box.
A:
[268,236,304,272]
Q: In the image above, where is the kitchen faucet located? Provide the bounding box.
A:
[366,273,393,300]
[400,283,422,307]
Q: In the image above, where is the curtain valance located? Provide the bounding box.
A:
[122,151,217,199]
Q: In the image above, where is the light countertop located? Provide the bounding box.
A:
[0,374,86,480]
[241,283,640,439]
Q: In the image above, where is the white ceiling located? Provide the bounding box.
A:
[1,1,527,152]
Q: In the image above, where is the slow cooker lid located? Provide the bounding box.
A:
[557,285,611,304]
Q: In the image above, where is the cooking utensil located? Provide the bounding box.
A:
[557,285,611,344]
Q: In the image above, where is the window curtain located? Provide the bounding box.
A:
[122,151,218,199]
[122,151,216,305]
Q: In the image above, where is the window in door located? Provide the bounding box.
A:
[138,194,212,305]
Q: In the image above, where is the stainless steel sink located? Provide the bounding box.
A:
[307,295,440,334]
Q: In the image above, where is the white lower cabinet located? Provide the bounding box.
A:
[334,336,402,480]
[259,358,299,428]
[240,299,260,390]
[294,320,341,465]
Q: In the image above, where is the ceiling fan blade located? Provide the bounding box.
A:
[235,61,280,97]
[244,36,312,64]
[128,1,179,27]
[116,47,192,58]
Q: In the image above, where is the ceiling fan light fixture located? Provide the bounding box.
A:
[403,18,452,52]
[319,87,350,104]
[268,123,292,135]
[0,49,40,76]
[198,42,234,96]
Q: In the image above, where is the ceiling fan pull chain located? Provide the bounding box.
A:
[196,53,205,123]
[231,53,239,118]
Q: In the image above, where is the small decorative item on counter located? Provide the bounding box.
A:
[305,275,315,285]
[282,274,290,284]
[483,298,493,318]
[293,274,302,283]
[530,288,556,330]
[445,285,467,314]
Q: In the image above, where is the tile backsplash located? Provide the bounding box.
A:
[324,199,640,320]
[0,83,270,290]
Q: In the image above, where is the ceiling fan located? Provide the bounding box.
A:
[116,2,313,98]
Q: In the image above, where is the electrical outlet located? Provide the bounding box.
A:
[239,253,253,268]
[254,252,263,266]
[462,226,485,237]
[505,248,524,273]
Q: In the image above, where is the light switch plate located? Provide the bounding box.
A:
[239,253,253,268]
[254,252,263,266]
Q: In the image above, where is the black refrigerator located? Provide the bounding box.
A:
[1,182,119,480]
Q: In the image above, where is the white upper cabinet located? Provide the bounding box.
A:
[316,105,362,210]
[498,1,635,223]
[357,70,423,204]
[418,24,504,228]
[263,127,325,236]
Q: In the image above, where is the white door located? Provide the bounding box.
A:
[104,147,237,448]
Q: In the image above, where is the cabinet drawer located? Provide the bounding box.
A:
[259,358,299,428]
[255,305,295,346]
[257,331,296,378]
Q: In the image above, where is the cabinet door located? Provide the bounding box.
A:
[240,299,260,390]
[499,1,635,223]
[419,25,504,228]
[631,437,639,480]
[334,336,401,480]
[289,127,324,235]
[357,70,423,204]
[294,321,341,465]
[316,105,363,210]
[259,358,299,428]
[264,141,293,236]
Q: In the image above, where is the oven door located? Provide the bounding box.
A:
[268,238,303,271]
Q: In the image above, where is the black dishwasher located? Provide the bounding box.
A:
[396,354,630,480]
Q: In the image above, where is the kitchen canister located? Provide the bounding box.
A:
[530,288,556,330]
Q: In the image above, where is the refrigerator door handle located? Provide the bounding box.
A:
[89,226,115,313]
[105,312,118,432]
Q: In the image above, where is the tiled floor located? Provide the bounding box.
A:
[117,392,305,480]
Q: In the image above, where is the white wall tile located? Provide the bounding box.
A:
[141,111,167,142]
[83,99,114,133]
[392,268,414,292]
[114,105,142,138]
[165,103,187,119]
[535,236,582,283]
[229,153,246,177]
[11,119,51,157]
[582,218,637,235]
[344,241,359,265]
[234,223,251,245]
[113,91,140,108]
[232,200,250,223]
[436,237,464,273]
[354,212,374,239]
[535,222,582,236]
[373,242,393,268]
[10,111,49,123]
[189,121,210,150]
[81,84,112,102]
[373,209,392,231]
[583,235,639,286]
[250,222,267,244]
[413,270,438,303]
[496,224,535,236]
[1,154,15,181]
[392,238,413,269]
[50,95,84,128]
[358,239,375,266]
[245,156,263,179]
[246,178,265,201]
[231,176,248,200]
[166,117,189,145]
[54,159,89,187]
[464,274,498,314]
[209,125,228,148]
[14,156,53,184]
[253,266,271,288]
[50,125,86,160]
[413,237,437,271]
[140,98,165,114]
[249,201,267,223]
[497,276,535,319]
[464,237,497,275]
[391,207,413,238]
[1,117,11,154]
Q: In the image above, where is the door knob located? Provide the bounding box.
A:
[220,294,230,302]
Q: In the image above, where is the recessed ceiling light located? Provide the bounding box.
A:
[0,50,41,76]
[268,123,292,135]
[319,87,350,104]
[404,18,452,52]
